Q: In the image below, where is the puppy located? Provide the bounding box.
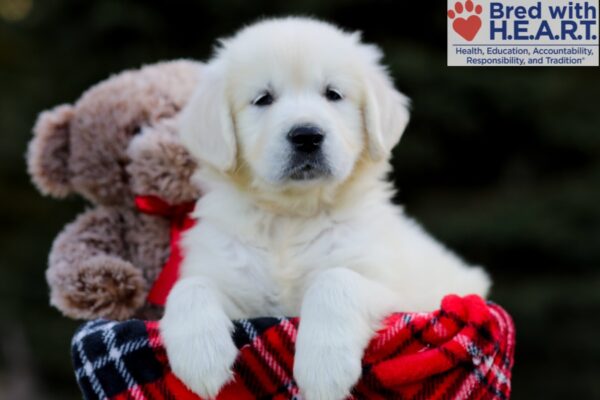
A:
[161,17,490,400]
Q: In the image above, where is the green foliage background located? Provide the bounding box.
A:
[0,1,599,398]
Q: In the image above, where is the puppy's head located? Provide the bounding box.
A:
[181,17,409,198]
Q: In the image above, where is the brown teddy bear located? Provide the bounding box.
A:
[27,60,202,320]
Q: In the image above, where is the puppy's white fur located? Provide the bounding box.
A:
[161,17,490,400]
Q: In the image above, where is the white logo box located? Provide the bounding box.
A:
[447,0,599,66]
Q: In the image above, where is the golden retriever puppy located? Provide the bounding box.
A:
[161,17,490,400]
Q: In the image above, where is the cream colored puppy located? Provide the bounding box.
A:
[161,17,490,400]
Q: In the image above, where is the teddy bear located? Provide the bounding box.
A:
[27,60,202,320]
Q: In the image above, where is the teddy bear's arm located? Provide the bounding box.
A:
[46,206,148,320]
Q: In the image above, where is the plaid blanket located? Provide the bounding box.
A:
[72,294,515,400]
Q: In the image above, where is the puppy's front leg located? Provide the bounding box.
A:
[294,268,400,400]
[161,277,238,399]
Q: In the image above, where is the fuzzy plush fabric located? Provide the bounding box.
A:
[27,60,200,205]
[28,104,75,197]
[47,207,171,320]
[27,61,203,320]
[127,119,200,206]
[71,295,515,400]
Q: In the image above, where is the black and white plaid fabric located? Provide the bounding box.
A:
[72,319,168,399]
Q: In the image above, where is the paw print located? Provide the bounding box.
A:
[448,0,483,42]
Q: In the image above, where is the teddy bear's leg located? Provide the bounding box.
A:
[47,207,147,320]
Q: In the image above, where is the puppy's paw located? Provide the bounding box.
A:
[162,321,238,399]
[294,330,363,400]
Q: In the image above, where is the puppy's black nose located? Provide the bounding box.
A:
[287,125,324,153]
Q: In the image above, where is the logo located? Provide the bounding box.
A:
[447,0,599,66]
[448,1,483,41]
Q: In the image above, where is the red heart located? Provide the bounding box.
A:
[452,15,482,41]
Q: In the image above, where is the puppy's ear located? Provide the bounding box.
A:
[362,50,410,162]
[27,104,74,197]
[179,62,237,172]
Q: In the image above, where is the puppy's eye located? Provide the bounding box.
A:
[324,87,343,102]
[252,92,274,106]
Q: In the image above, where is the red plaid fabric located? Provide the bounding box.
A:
[72,294,515,400]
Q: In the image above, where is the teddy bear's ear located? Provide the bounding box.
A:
[27,104,74,198]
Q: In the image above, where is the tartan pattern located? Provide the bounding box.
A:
[72,294,515,400]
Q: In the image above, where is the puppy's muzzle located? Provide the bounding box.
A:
[284,124,330,181]
[287,125,324,153]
